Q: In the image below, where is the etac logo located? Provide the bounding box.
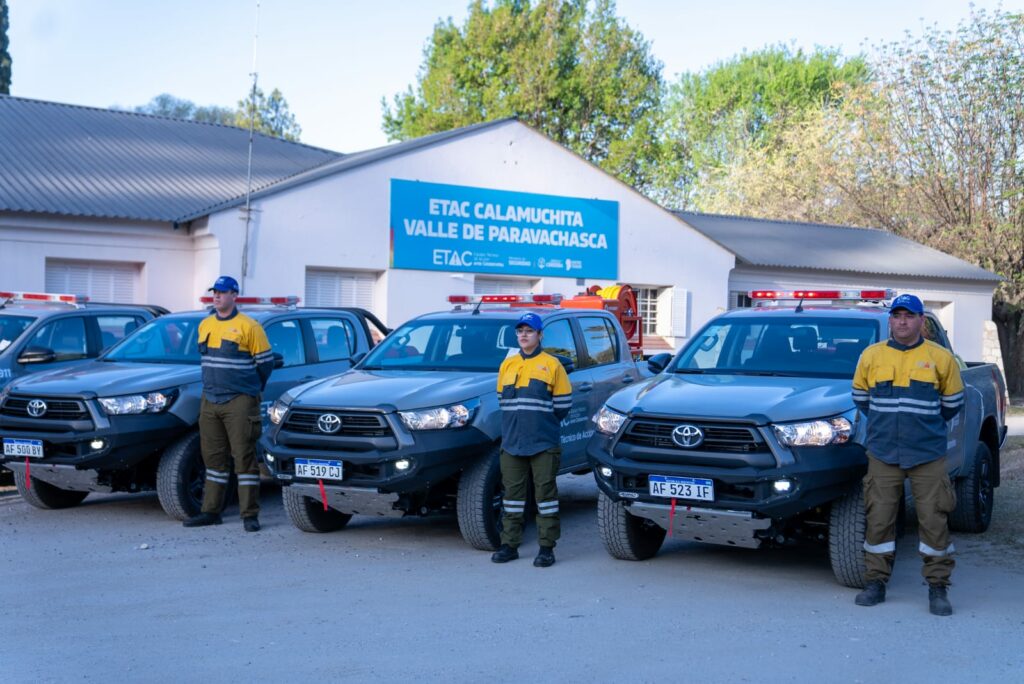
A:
[671,423,704,449]
[317,413,342,434]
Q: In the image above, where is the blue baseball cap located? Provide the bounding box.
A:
[208,275,240,293]
[890,293,924,315]
[516,312,543,332]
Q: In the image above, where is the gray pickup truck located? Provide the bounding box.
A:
[587,294,1008,587]
[0,302,386,519]
[261,297,641,550]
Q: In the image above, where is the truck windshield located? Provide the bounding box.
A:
[675,317,880,378]
[360,318,517,371]
[0,315,35,353]
[103,316,203,364]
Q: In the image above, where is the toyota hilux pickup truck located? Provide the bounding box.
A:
[0,298,386,519]
[587,290,1007,587]
[260,294,641,550]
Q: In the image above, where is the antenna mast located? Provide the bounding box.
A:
[240,1,260,291]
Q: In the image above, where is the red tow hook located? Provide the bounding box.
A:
[318,479,328,511]
[667,497,676,536]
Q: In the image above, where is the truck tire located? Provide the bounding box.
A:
[457,445,503,551]
[13,470,88,509]
[282,485,352,532]
[829,486,867,589]
[949,442,995,533]
[597,490,665,560]
[156,432,205,521]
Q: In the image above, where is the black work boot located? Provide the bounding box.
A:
[491,544,519,563]
[854,580,886,606]
[928,584,953,616]
[533,546,556,568]
[183,512,223,528]
[243,516,261,532]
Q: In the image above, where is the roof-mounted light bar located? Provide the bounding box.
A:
[199,295,300,306]
[447,293,563,305]
[0,290,89,304]
[748,289,895,301]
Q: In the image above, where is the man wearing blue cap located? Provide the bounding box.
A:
[851,293,964,615]
[491,312,573,567]
[184,275,274,532]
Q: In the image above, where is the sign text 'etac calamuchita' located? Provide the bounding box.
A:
[389,179,619,279]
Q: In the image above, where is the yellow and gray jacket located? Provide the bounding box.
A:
[198,309,274,403]
[497,349,573,456]
[852,338,964,468]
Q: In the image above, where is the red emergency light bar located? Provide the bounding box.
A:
[0,291,88,304]
[199,295,300,306]
[748,288,895,301]
[447,293,564,305]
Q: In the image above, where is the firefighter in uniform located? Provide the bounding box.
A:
[490,312,572,567]
[183,276,274,532]
[851,293,964,615]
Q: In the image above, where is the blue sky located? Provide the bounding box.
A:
[7,1,1018,152]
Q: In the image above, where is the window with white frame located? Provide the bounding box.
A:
[305,269,376,308]
[730,291,754,309]
[636,287,660,336]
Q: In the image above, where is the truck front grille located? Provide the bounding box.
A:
[1,396,89,421]
[283,410,391,437]
[622,420,767,453]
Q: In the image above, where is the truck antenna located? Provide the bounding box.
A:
[240,1,260,291]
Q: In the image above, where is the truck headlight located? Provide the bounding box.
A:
[772,417,852,447]
[399,399,479,430]
[98,389,178,415]
[267,397,292,425]
[593,405,627,435]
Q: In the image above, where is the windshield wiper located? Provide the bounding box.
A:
[673,368,708,374]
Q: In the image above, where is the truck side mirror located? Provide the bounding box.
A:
[351,351,367,366]
[554,354,575,374]
[647,353,672,374]
[272,352,285,369]
[18,346,57,365]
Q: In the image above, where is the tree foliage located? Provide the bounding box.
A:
[655,45,869,208]
[382,0,663,190]
[235,87,302,142]
[693,10,1024,391]
[1,0,11,95]
[133,93,235,125]
[126,88,302,141]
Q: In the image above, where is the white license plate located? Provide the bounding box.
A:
[3,438,44,458]
[648,475,714,501]
[294,458,343,481]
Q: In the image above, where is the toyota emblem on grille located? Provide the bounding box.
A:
[27,399,48,418]
[671,424,704,448]
[317,413,342,434]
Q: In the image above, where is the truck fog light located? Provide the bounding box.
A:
[599,466,613,478]
[89,439,105,451]
[395,459,411,472]
[264,452,275,463]
[773,479,793,493]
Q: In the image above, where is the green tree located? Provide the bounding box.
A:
[657,45,869,207]
[1,0,12,95]
[235,87,302,142]
[382,0,663,190]
[132,93,235,125]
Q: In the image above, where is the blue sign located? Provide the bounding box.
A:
[389,179,618,279]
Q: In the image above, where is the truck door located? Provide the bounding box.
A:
[538,317,591,470]
[261,318,311,418]
[923,316,967,471]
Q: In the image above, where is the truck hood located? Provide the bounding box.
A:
[608,373,855,425]
[291,370,495,412]
[8,361,200,397]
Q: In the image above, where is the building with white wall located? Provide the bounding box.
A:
[0,95,1001,361]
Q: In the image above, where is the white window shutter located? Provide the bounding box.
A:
[671,287,689,338]
[45,260,137,302]
[305,269,375,309]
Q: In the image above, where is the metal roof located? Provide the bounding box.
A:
[675,211,1000,282]
[0,95,341,223]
